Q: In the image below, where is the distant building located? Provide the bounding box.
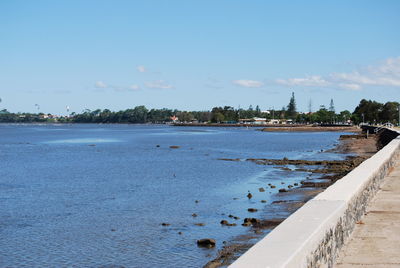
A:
[267,119,280,124]
[253,117,267,124]
[239,117,267,124]
[170,115,179,122]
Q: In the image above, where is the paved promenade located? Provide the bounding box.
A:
[334,160,400,267]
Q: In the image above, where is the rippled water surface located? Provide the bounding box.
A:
[0,124,349,267]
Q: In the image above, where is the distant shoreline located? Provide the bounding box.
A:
[0,122,359,132]
[173,123,358,132]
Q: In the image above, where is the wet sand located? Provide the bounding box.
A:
[204,132,378,267]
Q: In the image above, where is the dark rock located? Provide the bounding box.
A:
[270,185,276,188]
[243,218,261,226]
[156,145,160,147]
[294,183,299,186]
[195,223,205,226]
[261,200,267,203]
[233,216,240,220]
[195,200,199,203]
[218,158,241,161]
[248,208,258,212]
[279,188,288,193]
[161,223,170,226]
[192,213,198,217]
[247,192,252,199]
[272,200,286,204]
[197,238,216,248]
[258,187,265,192]
[220,220,229,225]
[169,145,180,149]
[178,232,183,235]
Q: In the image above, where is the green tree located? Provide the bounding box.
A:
[286,92,297,119]
[353,99,383,124]
[338,110,352,123]
[380,101,399,124]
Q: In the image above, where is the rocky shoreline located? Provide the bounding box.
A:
[203,130,379,267]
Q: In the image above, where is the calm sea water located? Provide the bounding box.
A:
[0,124,350,267]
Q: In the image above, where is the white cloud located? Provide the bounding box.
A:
[94,81,141,92]
[129,84,141,90]
[137,65,146,73]
[275,76,330,87]
[331,57,400,87]
[95,81,108,88]
[145,80,173,89]
[338,83,362,91]
[233,79,264,88]
[275,57,400,90]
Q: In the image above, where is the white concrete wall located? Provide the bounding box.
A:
[230,132,400,268]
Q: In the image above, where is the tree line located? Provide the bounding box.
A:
[0,97,398,125]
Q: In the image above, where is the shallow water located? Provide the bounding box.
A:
[0,124,350,267]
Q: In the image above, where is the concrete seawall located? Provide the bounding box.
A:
[230,128,400,268]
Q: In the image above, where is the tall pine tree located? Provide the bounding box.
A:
[286,92,297,119]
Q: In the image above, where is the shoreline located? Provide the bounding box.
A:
[204,129,378,267]
[172,123,357,131]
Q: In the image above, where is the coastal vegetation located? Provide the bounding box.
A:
[0,97,398,125]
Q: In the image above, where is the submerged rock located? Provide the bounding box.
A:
[243,218,261,225]
[197,238,216,248]
[221,220,236,226]
[218,158,241,161]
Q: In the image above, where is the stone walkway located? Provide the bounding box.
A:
[334,160,400,267]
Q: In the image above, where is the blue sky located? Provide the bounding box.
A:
[1,0,399,114]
